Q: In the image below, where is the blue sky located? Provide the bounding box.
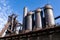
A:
[0,0,60,31]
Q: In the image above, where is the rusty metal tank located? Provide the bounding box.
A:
[35,8,42,29]
[26,11,33,31]
[44,4,55,27]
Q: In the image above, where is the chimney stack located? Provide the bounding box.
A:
[23,7,28,31]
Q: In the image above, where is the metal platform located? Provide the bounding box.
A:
[0,26,60,40]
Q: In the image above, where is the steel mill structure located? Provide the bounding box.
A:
[0,4,60,40]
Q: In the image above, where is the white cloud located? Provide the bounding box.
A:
[0,0,13,37]
[0,7,2,10]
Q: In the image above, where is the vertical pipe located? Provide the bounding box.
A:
[44,4,55,27]
[40,10,46,28]
[23,7,28,31]
[42,17,46,28]
[32,13,35,30]
[41,10,46,28]
[35,8,42,30]
[26,11,33,31]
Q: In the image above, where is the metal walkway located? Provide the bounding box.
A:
[0,26,60,40]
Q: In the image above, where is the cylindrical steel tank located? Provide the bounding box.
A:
[44,4,55,27]
[23,7,28,30]
[26,11,33,31]
[35,8,42,29]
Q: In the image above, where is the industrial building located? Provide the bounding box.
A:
[0,4,60,40]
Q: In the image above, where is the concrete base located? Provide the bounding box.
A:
[25,30,31,33]
[33,27,42,31]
